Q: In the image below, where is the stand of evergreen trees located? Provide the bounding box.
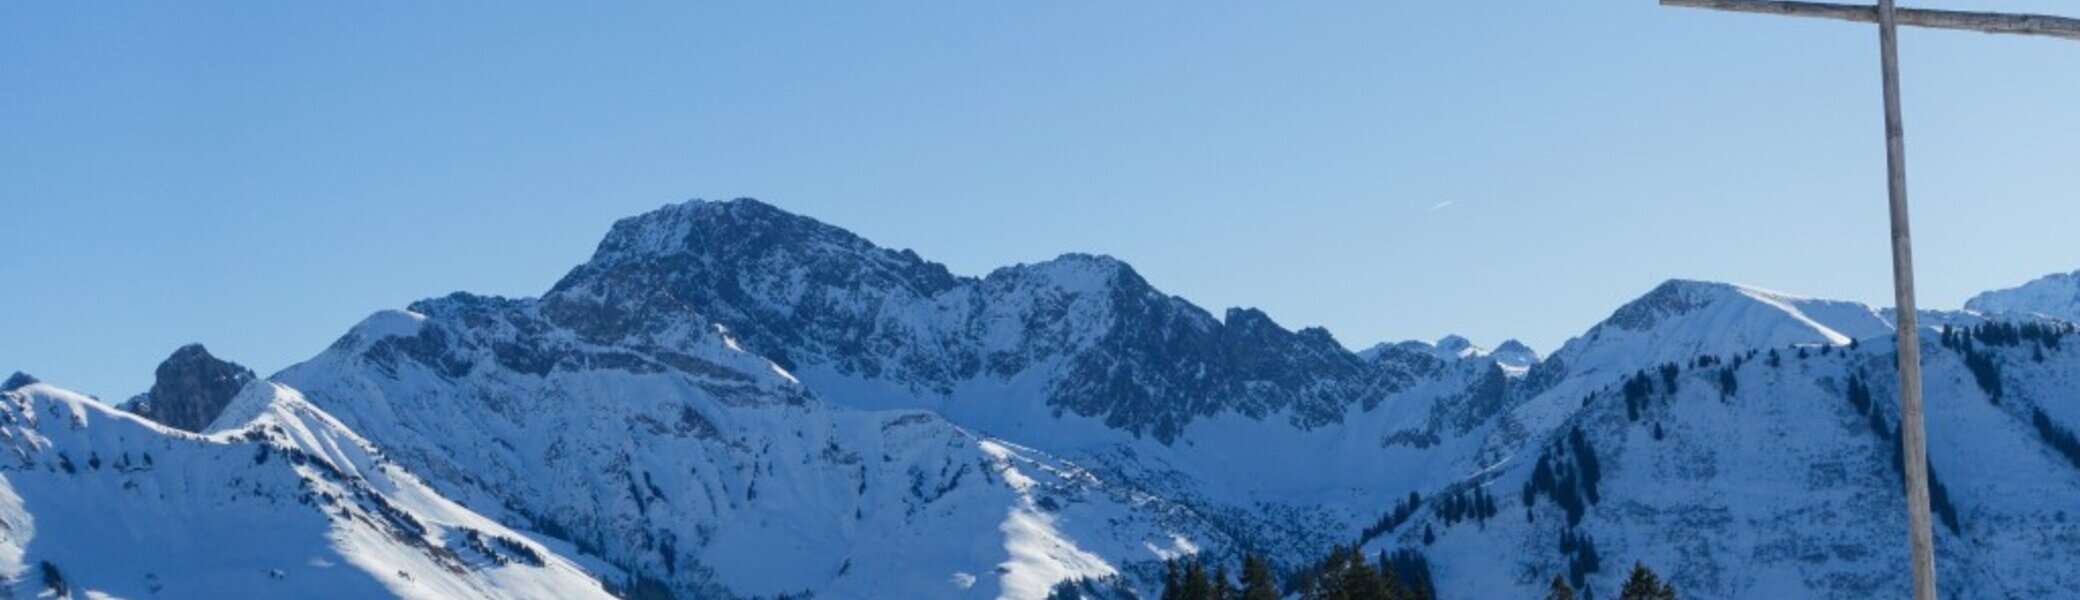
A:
[1435,486,1499,526]
[2032,408,2080,471]
[1147,548,1434,600]
[1362,492,1425,542]
[1940,321,2074,405]
[1883,420,1962,533]
[1556,529,1601,590]
[1521,428,1602,526]
[1542,562,1679,600]
[1152,549,1684,600]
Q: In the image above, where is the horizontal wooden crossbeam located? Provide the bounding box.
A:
[1662,0,2080,41]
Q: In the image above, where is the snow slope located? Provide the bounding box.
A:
[1364,323,2080,599]
[0,378,614,600]
[1966,269,2080,323]
[274,294,1211,600]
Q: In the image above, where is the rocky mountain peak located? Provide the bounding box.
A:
[2,371,38,392]
[1603,279,1728,332]
[561,198,954,288]
[989,253,1144,293]
[1223,307,1278,330]
[541,199,960,346]
[583,198,814,262]
[1491,339,1539,369]
[127,344,257,432]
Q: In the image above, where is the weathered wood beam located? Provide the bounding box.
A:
[1662,0,2080,42]
[1872,0,1939,596]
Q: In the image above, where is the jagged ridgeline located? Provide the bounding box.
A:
[13,198,2080,600]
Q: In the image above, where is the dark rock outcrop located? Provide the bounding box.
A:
[2,372,38,392]
[532,199,1464,442]
[127,344,255,432]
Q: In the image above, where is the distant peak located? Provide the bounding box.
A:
[1605,279,1748,332]
[1224,307,1276,327]
[579,197,842,265]
[133,343,258,433]
[2,372,37,392]
[665,197,797,224]
[1045,252,1128,269]
[549,197,960,301]
[663,196,780,214]
[1965,268,2080,323]
[1296,326,1340,346]
[1490,339,1540,368]
[1547,277,1892,389]
[1013,253,1137,279]
[1646,278,1745,299]
[169,343,217,361]
[983,253,1152,298]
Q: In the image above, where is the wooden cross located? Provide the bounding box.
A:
[1662,2,2078,599]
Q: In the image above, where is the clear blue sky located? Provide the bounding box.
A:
[6,2,2078,400]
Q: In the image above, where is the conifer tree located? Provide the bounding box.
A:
[1182,560,1216,600]
[1375,554,1415,600]
[1343,548,1393,600]
[1617,562,1677,600]
[1240,553,1279,600]
[1382,549,1435,600]
[1300,554,1338,600]
[1046,579,1086,600]
[1162,559,1183,600]
[1544,574,1577,600]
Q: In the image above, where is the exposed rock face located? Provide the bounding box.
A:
[126,344,256,432]
[538,198,1444,443]
[269,199,1531,599]
[2,371,38,392]
[1491,339,1538,365]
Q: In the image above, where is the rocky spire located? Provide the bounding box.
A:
[1,372,38,392]
[127,344,256,432]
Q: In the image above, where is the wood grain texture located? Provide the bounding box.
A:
[1872,0,1940,596]
[1663,0,2080,41]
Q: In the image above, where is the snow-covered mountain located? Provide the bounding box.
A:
[1530,279,1892,390]
[536,200,1398,443]
[272,300,1201,600]
[1371,319,2080,599]
[1967,269,2080,323]
[12,198,2078,599]
[0,372,615,599]
[229,199,1535,599]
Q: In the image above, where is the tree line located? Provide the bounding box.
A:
[1132,549,1680,600]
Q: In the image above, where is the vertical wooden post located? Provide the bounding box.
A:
[1877,0,1939,598]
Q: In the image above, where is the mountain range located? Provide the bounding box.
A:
[9,198,2078,599]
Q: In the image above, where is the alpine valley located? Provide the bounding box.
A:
[9,199,2079,599]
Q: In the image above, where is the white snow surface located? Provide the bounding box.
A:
[0,381,614,600]
[272,299,1179,600]
[1966,269,2080,323]
[1371,336,2080,599]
